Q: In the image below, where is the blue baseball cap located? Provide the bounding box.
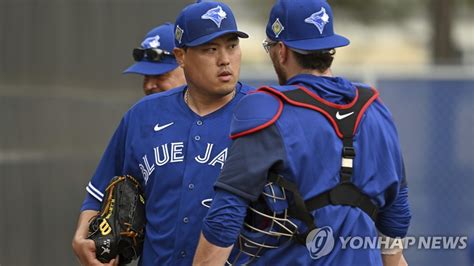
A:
[266,0,350,51]
[174,0,248,48]
[123,22,179,76]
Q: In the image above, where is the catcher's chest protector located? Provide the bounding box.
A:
[258,85,380,243]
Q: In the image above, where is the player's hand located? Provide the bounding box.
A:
[72,236,118,266]
[103,258,118,266]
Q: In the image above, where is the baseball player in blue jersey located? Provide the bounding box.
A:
[123,23,186,95]
[194,0,411,265]
[71,1,251,265]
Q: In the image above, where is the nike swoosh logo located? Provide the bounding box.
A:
[201,198,212,208]
[336,111,354,120]
[154,122,174,132]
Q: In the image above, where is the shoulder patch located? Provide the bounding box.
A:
[230,91,283,139]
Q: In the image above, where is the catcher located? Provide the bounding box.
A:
[193,0,411,265]
[73,175,145,265]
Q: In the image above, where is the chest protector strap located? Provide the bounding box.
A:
[259,85,379,244]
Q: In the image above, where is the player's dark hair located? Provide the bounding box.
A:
[292,49,335,73]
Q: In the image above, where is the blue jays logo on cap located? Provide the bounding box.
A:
[265,0,349,51]
[123,23,180,76]
[174,1,248,48]
[142,35,161,49]
[304,7,330,34]
[201,5,227,28]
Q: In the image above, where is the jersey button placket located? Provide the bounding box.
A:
[194,120,203,140]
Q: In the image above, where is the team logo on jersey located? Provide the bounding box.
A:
[142,35,161,49]
[139,155,155,185]
[175,25,184,44]
[271,18,284,38]
[304,7,330,34]
[138,142,228,185]
[201,5,227,28]
[306,226,335,259]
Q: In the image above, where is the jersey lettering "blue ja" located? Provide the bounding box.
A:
[139,142,227,185]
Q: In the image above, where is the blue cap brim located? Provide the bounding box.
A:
[123,61,179,75]
[283,34,350,51]
[185,30,249,47]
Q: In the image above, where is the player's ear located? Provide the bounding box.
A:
[278,42,288,65]
[173,48,186,68]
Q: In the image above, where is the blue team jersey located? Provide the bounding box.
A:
[81,82,254,265]
[203,74,410,265]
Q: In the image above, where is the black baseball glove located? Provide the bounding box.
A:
[87,175,146,264]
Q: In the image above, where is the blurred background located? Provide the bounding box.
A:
[0,0,473,265]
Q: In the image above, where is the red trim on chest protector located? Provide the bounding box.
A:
[260,86,379,138]
[354,88,379,136]
[231,86,379,139]
[230,91,284,140]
